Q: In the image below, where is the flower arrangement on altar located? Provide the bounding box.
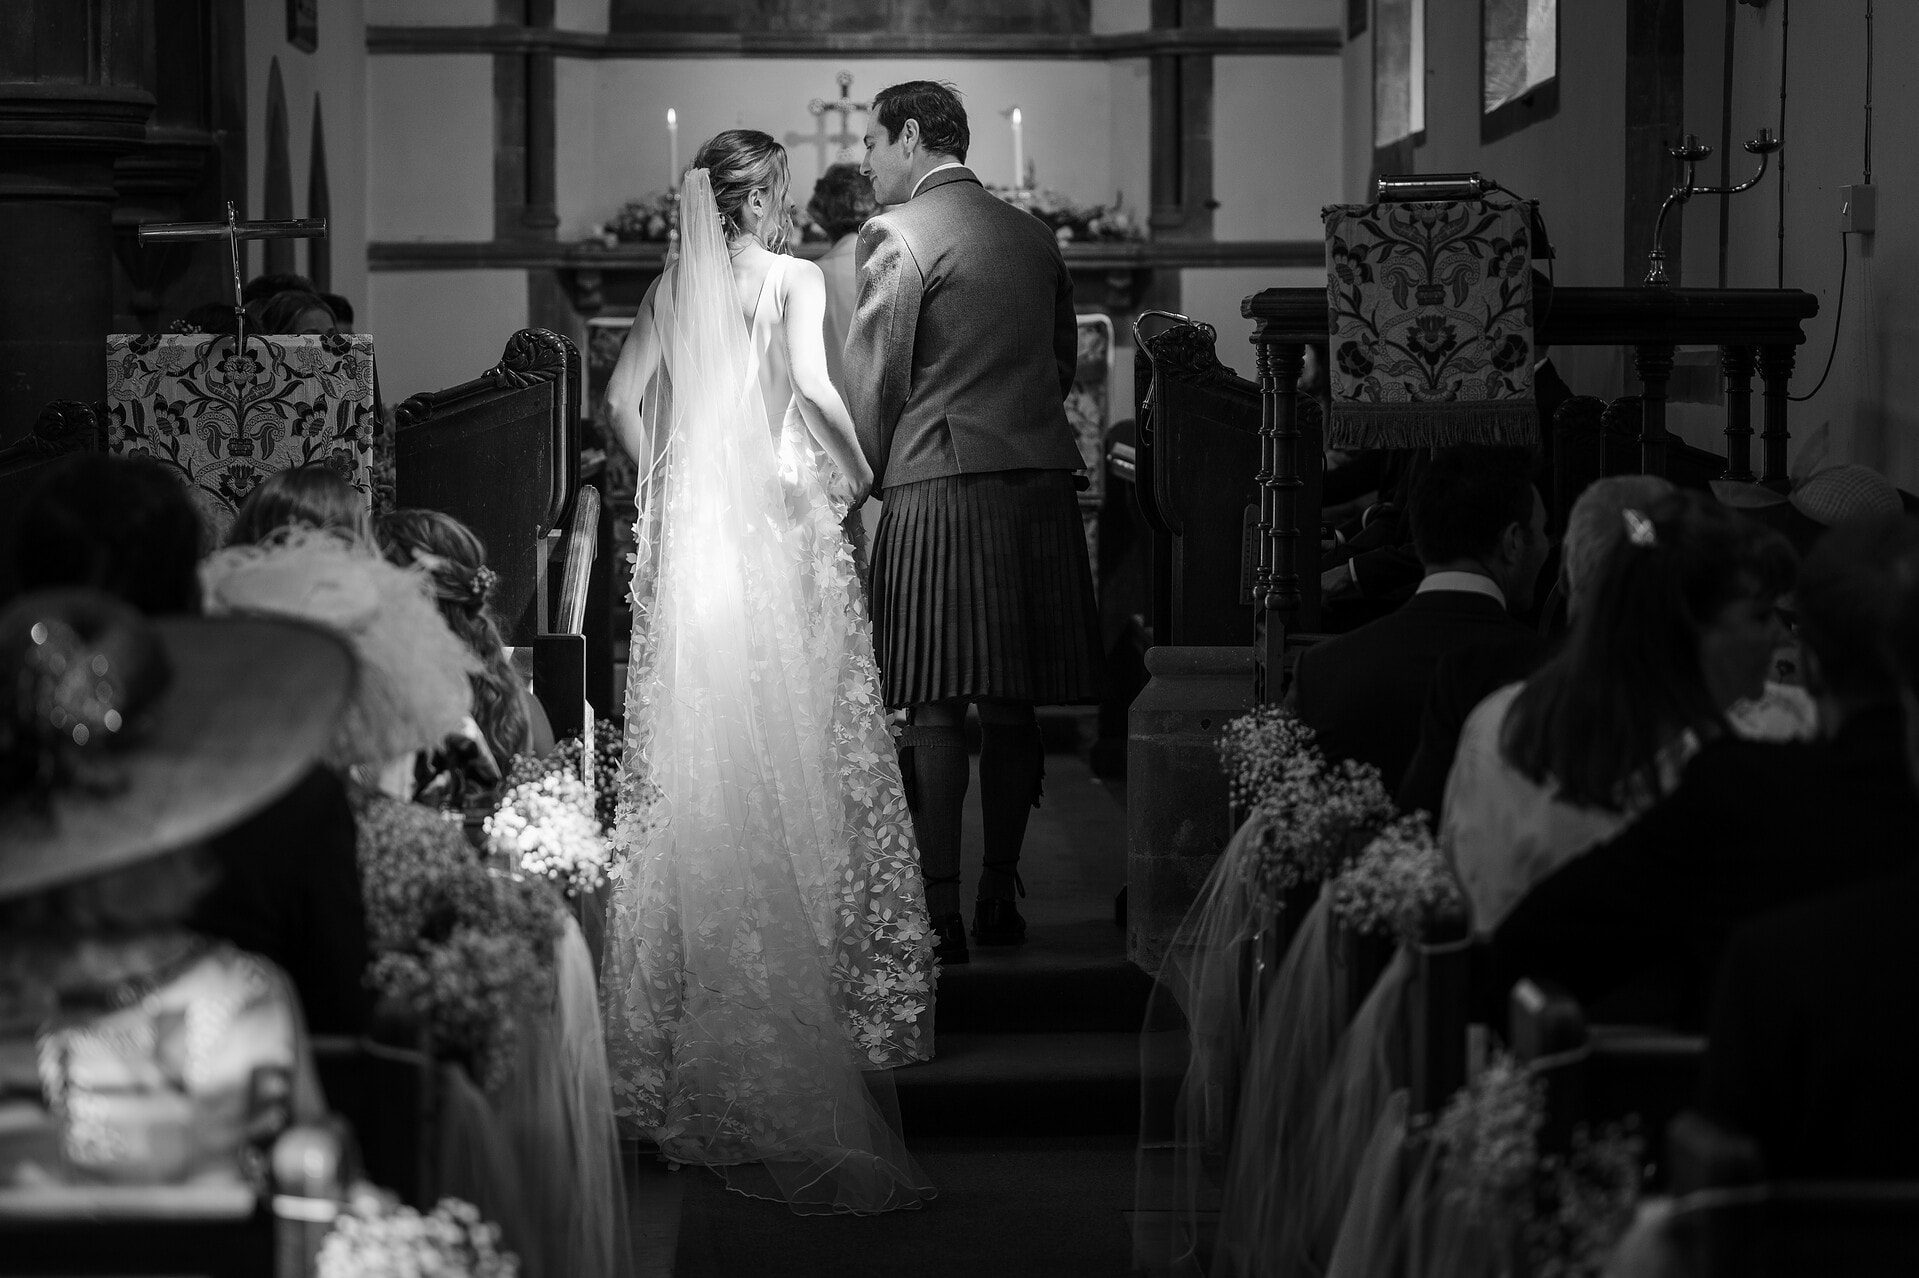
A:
[588,192,829,247]
[356,794,562,1092]
[1420,1054,1646,1277]
[988,186,1145,244]
[1328,811,1466,943]
[317,1185,518,1278]
[487,740,611,895]
[1216,705,1397,896]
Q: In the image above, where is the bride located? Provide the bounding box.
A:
[599,129,936,1214]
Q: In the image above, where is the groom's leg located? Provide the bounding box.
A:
[903,698,970,920]
[976,698,1042,905]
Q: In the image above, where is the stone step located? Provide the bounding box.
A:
[932,920,1152,1034]
[894,1031,1160,1137]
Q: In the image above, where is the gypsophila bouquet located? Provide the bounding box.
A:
[485,767,608,894]
[355,790,562,1092]
[1329,811,1466,943]
[591,719,623,830]
[1431,1052,1547,1220]
[1528,1120,1647,1278]
[1218,706,1397,895]
[318,1184,518,1278]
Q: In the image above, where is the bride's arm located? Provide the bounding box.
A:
[781,259,874,503]
[604,279,663,480]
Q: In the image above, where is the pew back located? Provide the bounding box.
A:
[395,330,581,647]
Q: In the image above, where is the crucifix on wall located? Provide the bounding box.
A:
[808,71,870,164]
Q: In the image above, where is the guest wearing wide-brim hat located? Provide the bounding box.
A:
[0,588,353,1187]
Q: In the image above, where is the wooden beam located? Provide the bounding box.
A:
[365,25,1342,58]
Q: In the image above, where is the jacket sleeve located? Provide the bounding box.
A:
[848,217,924,489]
[1053,246,1078,400]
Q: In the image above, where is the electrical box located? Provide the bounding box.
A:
[1842,184,1877,236]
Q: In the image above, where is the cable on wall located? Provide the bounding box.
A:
[1789,232,1845,402]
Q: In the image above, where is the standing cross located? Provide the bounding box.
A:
[139,201,328,352]
[808,71,871,163]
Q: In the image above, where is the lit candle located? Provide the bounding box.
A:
[667,108,680,187]
[1011,106,1024,189]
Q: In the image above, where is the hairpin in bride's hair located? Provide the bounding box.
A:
[466,565,498,607]
[1622,508,1658,549]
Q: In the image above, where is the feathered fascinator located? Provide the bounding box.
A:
[200,528,479,767]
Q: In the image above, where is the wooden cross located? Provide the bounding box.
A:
[138,201,328,351]
[808,71,871,163]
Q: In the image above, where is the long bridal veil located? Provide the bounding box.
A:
[600,169,933,1214]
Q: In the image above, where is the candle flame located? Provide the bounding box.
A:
[667,108,677,125]
[1011,107,1022,125]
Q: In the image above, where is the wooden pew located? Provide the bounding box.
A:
[395,329,582,647]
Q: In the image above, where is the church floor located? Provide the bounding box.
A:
[623,712,1152,1276]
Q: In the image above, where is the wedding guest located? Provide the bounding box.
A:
[225,463,371,547]
[1443,490,1793,934]
[242,271,317,306]
[0,588,348,1186]
[1292,447,1547,783]
[177,299,238,335]
[8,455,374,1037]
[809,161,878,395]
[1496,513,1919,1023]
[1702,570,1919,1178]
[248,288,338,337]
[8,452,205,614]
[320,291,355,330]
[1397,473,1675,817]
[374,507,556,772]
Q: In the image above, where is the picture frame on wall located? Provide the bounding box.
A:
[1482,0,1559,142]
[287,0,317,53]
[1373,0,1424,160]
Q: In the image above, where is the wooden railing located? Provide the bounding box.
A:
[1239,285,1819,702]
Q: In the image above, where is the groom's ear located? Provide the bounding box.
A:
[899,118,920,152]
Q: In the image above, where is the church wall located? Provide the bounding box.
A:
[1217,0,1340,27]
[242,0,369,318]
[1702,3,1919,489]
[367,54,497,242]
[1090,0,1150,34]
[365,1,491,25]
[368,270,532,402]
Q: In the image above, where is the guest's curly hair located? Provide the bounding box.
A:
[692,129,791,251]
[374,508,529,765]
[807,161,878,241]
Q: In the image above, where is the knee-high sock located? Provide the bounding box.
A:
[978,719,1044,902]
[900,723,968,918]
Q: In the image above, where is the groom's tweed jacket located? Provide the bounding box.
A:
[847,166,1083,491]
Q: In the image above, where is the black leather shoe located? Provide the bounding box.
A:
[972,898,1027,946]
[931,913,970,965]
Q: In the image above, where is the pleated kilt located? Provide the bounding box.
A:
[869,468,1103,709]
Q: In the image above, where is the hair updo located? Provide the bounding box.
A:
[691,129,791,251]
[373,507,529,764]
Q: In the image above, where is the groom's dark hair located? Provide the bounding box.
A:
[873,81,969,163]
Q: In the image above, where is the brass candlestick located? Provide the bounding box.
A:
[1645,127,1781,288]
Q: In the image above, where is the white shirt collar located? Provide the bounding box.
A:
[910,161,966,199]
[1416,570,1506,608]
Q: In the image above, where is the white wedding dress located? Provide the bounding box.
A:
[601,171,935,1214]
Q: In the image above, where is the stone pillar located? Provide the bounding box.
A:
[0,0,155,447]
[1126,644,1254,972]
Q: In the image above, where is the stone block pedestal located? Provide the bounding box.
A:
[1126,644,1254,972]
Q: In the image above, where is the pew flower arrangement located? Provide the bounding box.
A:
[1216,705,1397,897]
[1424,1053,1646,1277]
[318,1185,518,1278]
[988,185,1146,243]
[1329,811,1467,943]
[357,795,562,1092]
[487,740,611,895]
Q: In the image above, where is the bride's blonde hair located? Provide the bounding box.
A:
[692,129,791,251]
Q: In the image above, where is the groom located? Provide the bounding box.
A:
[849,80,1102,965]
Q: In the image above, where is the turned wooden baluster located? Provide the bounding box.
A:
[1255,338,1304,705]
[1633,341,1676,477]
[1759,344,1796,489]
[1719,344,1756,483]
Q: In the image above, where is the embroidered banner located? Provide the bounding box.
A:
[106,332,376,541]
[1323,200,1536,450]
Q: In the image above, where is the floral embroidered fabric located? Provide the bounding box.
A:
[105,332,375,541]
[1323,200,1536,450]
[601,226,934,1214]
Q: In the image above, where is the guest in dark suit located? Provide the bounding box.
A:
[1496,514,1919,1026]
[1397,473,1675,817]
[1704,561,1919,1177]
[1291,447,1548,783]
